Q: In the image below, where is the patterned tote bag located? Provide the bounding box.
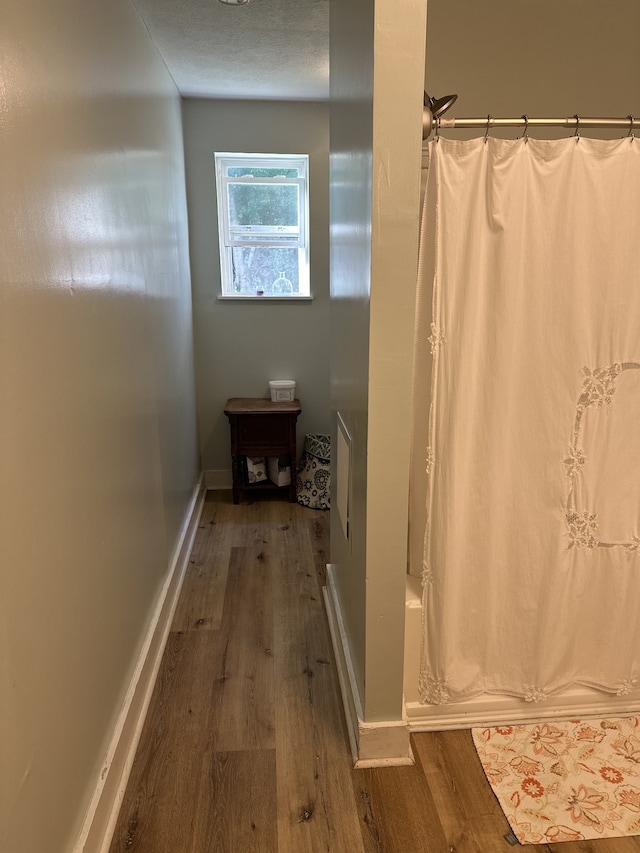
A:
[296,434,330,510]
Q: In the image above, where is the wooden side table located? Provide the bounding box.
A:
[223,397,301,504]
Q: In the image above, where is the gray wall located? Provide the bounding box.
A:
[329,0,374,711]
[329,0,427,722]
[426,0,640,136]
[182,99,331,480]
[0,1,200,851]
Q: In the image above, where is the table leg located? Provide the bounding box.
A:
[289,458,297,502]
[231,454,240,504]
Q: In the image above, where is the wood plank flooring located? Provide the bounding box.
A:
[109,491,640,852]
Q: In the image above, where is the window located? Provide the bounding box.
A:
[214,153,310,298]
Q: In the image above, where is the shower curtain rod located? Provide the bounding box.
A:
[422,114,638,140]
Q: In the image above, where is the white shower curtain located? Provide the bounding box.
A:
[419,135,640,705]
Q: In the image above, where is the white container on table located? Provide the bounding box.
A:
[269,380,296,402]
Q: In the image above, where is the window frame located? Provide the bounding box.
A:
[214,152,311,299]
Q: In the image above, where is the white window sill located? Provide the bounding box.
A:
[216,295,314,302]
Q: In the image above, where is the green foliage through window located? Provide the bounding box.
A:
[228,183,299,229]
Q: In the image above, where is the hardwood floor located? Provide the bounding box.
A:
[109,491,640,852]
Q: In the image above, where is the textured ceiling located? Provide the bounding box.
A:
[132,0,329,100]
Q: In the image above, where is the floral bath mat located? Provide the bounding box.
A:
[472,717,640,844]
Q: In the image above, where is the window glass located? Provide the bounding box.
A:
[229,247,300,295]
[227,183,299,230]
[214,153,310,298]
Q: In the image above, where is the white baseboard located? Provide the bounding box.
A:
[205,469,232,490]
[355,719,414,768]
[323,565,413,767]
[406,689,640,732]
[322,568,362,763]
[73,475,207,853]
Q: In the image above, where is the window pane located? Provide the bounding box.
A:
[228,167,299,178]
[227,183,299,228]
[226,230,299,242]
[229,247,300,295]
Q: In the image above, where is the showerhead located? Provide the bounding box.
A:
[423,91,458,139]
[425,92,458,117]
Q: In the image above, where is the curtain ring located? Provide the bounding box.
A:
[521,114,529,143]
[484,114,493,144]
[435,116,441,142]
[628,114,635,141]
[574,114,581,141]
